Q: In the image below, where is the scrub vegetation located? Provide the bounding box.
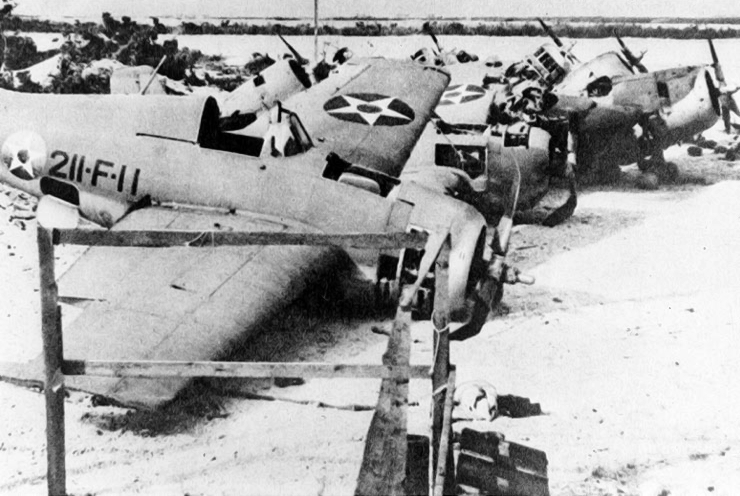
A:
[7,15,740,39]
[0,13,229,94]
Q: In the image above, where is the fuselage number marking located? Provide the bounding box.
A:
[48,150,140,196]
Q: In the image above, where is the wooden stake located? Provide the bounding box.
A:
[430,238,453,496]
[38,227,66,496]
[433,369,456,496]
[355,289,413,496]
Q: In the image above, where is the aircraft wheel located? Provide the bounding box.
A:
[374,277,399,312]
[375,255,400,311]
[411,285,434,321]
[656,161,679,183]
[635,172,660,190]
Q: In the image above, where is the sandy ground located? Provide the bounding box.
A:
[2,127,740,495]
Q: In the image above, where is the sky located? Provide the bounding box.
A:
[13,0,740,20]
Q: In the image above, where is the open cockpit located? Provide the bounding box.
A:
[134,95,313,159]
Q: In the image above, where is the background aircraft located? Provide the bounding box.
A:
[405,31,577,231]
[110,35,348,132]
[233,55,540,334]
[547,38,737,183]
[0,59,509,408]
[429,19,737,186]
[508,21,740,183]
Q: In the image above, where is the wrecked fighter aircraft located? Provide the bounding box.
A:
[406,30,577,229]
[0,58,529,408]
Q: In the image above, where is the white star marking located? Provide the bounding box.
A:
[440,84,485,105]
[328,95,412,126]
[8,149,40,179]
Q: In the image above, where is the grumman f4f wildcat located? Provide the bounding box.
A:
[0,58,531,409]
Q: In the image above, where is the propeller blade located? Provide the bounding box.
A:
[429,32,442,54]
[421,21,442,54]
[709,39,726,85]
[729,94,740,117]
[538,18,563,48]
[278,34,308,65]
[615,34,649,73]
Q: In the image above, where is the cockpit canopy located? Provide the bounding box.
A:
[186,97,313,158]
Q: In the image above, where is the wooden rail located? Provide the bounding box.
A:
[63,360,431,380]
[52,228,429,250]
[37,226,456,496]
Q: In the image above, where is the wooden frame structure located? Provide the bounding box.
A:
[37,225,457,496]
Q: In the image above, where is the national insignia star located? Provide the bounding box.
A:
[327,95,412,126]
[440,84,486,105]
[7,149,35,180]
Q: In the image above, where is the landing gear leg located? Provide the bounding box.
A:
[637,116,679,185]
[375,251,435,320]
[638,150,678,185]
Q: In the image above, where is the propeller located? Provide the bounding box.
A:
[422,21,442,55]
[538,18,563,48]
[615,34,648,73]
[429,32,443,56]
[277,34,313,87]
[537,18,580,64]
[278,34,309,65]
[709,39,740,132]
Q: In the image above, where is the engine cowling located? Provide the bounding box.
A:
[392,180,489,323]
[220,59,311,118]
[660,68,720,144]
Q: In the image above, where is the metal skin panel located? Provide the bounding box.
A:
[659,68,720,144]
[246,58,451,178]
[556,52,635,96]
[109,66,168,95]
[433,62,495,124]
[608,75,662,113]
[52,208,319,408]
[479,127,552,219]
[220,59,308,117]
[63,244,339,409]
[573,67,719,166]
[0,129,399,235]
[0,88,210,143]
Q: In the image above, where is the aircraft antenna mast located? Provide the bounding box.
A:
[314,0,319,62]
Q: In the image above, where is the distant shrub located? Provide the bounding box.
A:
[3,35,58,70]
[7,12,740,39]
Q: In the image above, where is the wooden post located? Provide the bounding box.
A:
[430,238,454,496]
[38,227,66,496]
[355,289,413,496]
[433,369,456,496]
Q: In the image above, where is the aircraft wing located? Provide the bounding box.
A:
[433,62,496,124]
[19,206,344,409]
[254,58,450,177]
